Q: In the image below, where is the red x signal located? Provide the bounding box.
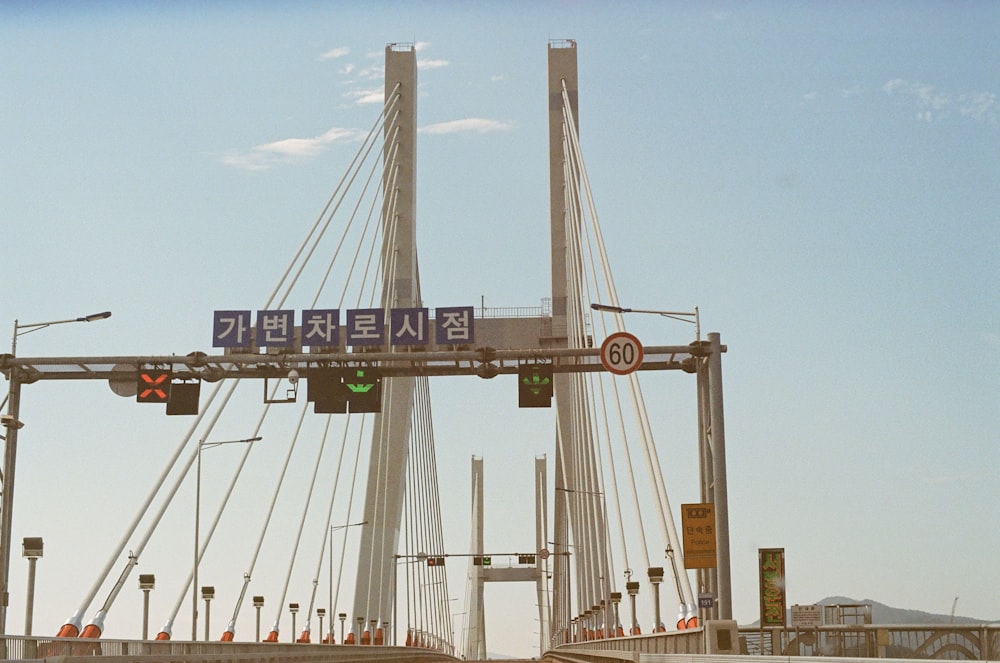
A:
[137,370,171,403]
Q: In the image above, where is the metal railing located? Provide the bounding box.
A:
[739,624,1000,660]
[0,635,459,662]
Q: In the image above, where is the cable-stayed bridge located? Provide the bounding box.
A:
[0,39,734,662]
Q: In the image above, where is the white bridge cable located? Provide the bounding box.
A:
[207,98,399,641]
[69,89,403,638]
[563,103,668,619]
[573,225,613,617]
[62,378,228,635]
[413,376,450,650]
[558,103,652,589]
[370,181,407,633]
[560,83,696,612]
[268,399,332,640]
[260,403,310,635]
[560,128,614,621]
[265,84,401,309]
[353,158,402,629]
[86,376,263,637]
[331,417,367,639]
[285,111,400,642]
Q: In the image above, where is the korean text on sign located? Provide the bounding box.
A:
[212,307,474,349]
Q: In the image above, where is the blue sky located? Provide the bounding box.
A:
[2,1,998,657]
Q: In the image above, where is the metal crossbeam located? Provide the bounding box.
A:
[1,343,714,383]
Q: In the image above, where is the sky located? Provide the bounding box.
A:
[1,1,998,658]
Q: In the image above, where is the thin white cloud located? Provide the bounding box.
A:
[344,87,384,105]
[418,58,450,70]
[222,127,361,171]
[883,78,997,124]
[419,118,513,135]
[319,46,350,61]
[958,91,997,122]
[414,41,431,52]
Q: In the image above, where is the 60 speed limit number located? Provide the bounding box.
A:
[599,331,644,375]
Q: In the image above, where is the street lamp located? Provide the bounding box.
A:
[647,566,665,632]
[201,586,214,640]
[253,596,265,641]
[626,580,640,635]
[590,302,699,340]
[338,612,346,645]
[316,608,325,644]
[609,591,623,637]
[1,311,111,637]
[21,537,42,638]
[193,435,262,639]
[289,603,299,642]
[138,574,155,640]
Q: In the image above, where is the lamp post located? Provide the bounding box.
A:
[610,591,623,637]
[338,612,346,645]
[626,581,640,635]
[253,596,264,641]
[647,567,665,632]
[138,574,155,640]
[316,608,325,644]
[0,310,111,637]
[201,586,214,640]
[327,521,366,644]
[289,603,299,642]
[193,436,262,639]
[21,537,42,640]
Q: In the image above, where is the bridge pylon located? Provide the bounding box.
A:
[465,456,549,660]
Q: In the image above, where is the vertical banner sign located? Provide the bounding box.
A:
[681,503,717,568]
[758,548,786,627]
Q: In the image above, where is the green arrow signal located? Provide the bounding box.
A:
[522,373,551,395]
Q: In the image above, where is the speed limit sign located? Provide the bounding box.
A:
[599,331,644,375]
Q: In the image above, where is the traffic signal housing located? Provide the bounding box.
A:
[343,367,382,413]
[166,381,201,415]
[518,364,553,408]
[308,366,382,414]
[308,367,348,413]
[137,368,172,403]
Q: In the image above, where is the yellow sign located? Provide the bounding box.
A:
[681,503,717,569]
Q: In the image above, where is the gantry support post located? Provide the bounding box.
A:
[695,333,732,620]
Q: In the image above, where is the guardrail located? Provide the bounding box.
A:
[0,636,459,662]
[738,624,1000,660]
[544,624,1000,661]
